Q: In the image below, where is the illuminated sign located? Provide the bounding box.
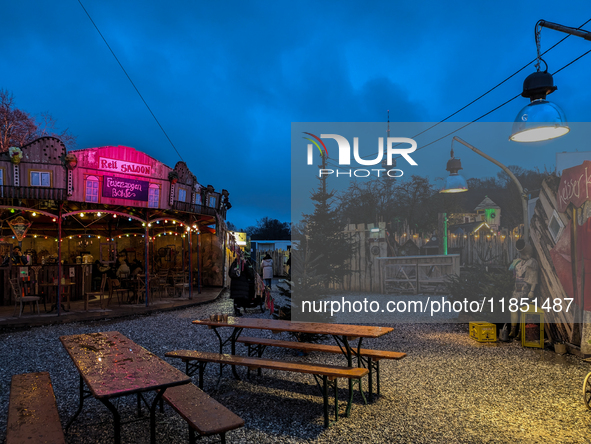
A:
[103,176,149,201]
[99,157,152,177]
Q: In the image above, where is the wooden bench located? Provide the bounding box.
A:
[236,336,406,401]
[7,372,66,444]
[166,350,369,427]
[162,383,244,444]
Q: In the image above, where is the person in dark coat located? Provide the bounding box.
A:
[229,257,255,316]
[11,246,28,265]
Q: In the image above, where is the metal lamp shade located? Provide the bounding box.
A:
[510,99,569,142]
[440,173,468,193]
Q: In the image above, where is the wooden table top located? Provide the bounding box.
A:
[192,317,393,338]
[60,331,190,399]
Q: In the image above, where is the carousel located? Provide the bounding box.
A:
[0,137,232,314]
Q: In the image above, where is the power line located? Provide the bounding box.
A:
[345,17,591,163]
[324,38,591,170]
[77,0,184,162]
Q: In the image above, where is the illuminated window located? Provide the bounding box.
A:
[148,184,160,208]
[30,171,51,187]
[178,188,186,202]
[85,176,99,203]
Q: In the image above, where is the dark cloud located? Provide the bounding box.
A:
[2,1,591,228]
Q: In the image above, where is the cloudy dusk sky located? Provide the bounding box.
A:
[3,1,591,228]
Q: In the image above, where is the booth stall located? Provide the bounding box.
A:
[0,137,232,314]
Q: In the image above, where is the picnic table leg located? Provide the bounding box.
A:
[340,336,355,417]
[211,327,244,380]
[66,374,91,430]
[368,357,373,403]
[150,389,166,444]
[230,327,243,379]
[377,360,381,396]
[333,378,339,422]
[322,375,329,428]
[98,398,121,444]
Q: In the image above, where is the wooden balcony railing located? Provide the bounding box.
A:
[0,186,67,201]
[172,201,218,217]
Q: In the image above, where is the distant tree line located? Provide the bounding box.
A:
[227,217,291,240]
[335,166,550,234]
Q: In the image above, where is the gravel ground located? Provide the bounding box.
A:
[1,287,591,444]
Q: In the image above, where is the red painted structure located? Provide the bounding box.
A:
[0,138,232,313]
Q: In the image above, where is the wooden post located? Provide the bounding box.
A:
[57,204,62,316]
[415,257,419,295]
[437,213,445,256]
[188,230,193,300]
[571,207,580,330]
[145,210,149,307]
[196,231,201,294]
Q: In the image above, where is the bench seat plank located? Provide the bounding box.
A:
[237,337,406,361]
[7,372,66,444]
[163,384,244,436]
[165,350,368,379]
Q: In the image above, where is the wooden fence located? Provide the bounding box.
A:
[338,222,522,292]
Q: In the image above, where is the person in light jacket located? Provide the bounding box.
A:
[261,253,273,288]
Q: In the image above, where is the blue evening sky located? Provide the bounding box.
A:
[3,1,591,229]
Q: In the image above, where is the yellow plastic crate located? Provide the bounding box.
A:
[469,322,497,342]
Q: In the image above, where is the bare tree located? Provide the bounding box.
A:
[35,111,77,149]
[0,90,37,151]
[0,89,76,152]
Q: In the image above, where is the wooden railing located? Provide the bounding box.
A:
[0,186,66,201]
[172,201,218,217]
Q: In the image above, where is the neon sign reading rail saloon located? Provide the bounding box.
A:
[99,157,152,176]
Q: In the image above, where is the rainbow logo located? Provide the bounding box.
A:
[303,132,328,157]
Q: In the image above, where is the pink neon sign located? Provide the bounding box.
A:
[99,157,152,177]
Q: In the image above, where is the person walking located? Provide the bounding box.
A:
[229,256,254,316]
[261,253,273,288]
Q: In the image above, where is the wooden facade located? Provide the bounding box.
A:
[530,167,591,355]
[0,137,232,307]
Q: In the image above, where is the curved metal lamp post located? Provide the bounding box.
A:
[442,137,530,244]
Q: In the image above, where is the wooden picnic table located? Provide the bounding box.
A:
[60,331,191,444]
[193,317,393,415]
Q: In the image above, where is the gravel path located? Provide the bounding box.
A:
[1,288,591,443]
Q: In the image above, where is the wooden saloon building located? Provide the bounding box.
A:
[0,137,232,309]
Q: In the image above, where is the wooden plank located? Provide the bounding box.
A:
[163,384,244,436]
[236,336,407,360]
[165,350,369,379]
[7,372,66,444]
[193,317,393,338]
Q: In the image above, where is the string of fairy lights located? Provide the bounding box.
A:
[0,209,201,243]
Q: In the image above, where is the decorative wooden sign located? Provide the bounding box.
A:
[102,176,149,201]
[557,160,591,212]
[8,216,32,241]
